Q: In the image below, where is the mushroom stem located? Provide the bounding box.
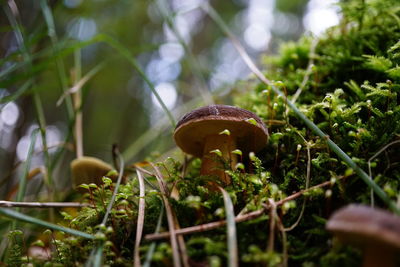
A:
[363,247,396,267]
[200,134,237,184]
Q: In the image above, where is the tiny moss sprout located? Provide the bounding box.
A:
[219,129,231,136]
[209,149,222,157]
[245,118,258,125]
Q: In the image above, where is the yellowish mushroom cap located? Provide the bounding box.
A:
[70,156,113,187]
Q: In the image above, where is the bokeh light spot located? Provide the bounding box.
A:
[67,18,97,41]
[1,102,20,126]
[244,24,271,51]
[304,0,340,35]
[152,82,177,110]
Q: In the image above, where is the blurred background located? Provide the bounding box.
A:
[0,0,340,198]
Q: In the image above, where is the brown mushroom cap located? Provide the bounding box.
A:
[326,204,400,251]
[174,105,268,157]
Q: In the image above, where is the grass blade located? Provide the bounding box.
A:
[0,80,32,105]
[202,3,400,215]
[0,208,94,239]
[142,203,164,267]
[15,129,39,203]
[98,34,176,127]
[40,0,74,119]
[122,95,206,162]
[0,201,89,208]
[218,187,238,267]
[4,1,54,197]
[134,170,146,267]
[85,150,125,266]
[56,62,105,106]
[150,163,181,267]
[101,151,125,225]
[156,0,214,105]
[368,140,400,207]
[85,244,104,267]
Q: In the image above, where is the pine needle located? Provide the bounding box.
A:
[133,169,146,267]
[150,162,182,267]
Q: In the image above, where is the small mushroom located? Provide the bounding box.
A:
[71,156,113,187]
[326,204,400,267]
[174,105,268,185]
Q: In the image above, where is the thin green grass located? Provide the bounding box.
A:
[15,129,39,203]
[40,0,74,119]
[3,2,54,203]
[156,0,214,105]
[86,244,104,267]
[142,204,164,267]
[368,140,400,207]
[121,84,229,162]
[0,208,94,239]
[86,150,125,266]
[219,187,238,267]
[101,152,125,225]
[0,80,33,105]
[97,34,176,127]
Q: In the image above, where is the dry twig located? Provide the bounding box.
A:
[150,163,182,267]
[0,201,91,208]
[133,169,146,267]
[145,176,346,241]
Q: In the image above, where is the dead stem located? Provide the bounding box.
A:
[0,201,91,208]
[267,199,277,253]
[174,215,190,267]
[144,176,346,241]
[282,141,311,231]
[368,139,400,207]
[73,91,83,159]
[133,169,146,267]
[150,163,182,267]
[276,216,288,267]
[1,142,74,196]
[290,38,319,105]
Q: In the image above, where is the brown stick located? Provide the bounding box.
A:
[149,163,182,267]
[145,177,344,241]
[0,201,91,208]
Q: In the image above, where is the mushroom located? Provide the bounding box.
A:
[71,156,113,187]
[174,105,268,185]
[326,204,400,267]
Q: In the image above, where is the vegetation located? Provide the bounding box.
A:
[1,0,400,266]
